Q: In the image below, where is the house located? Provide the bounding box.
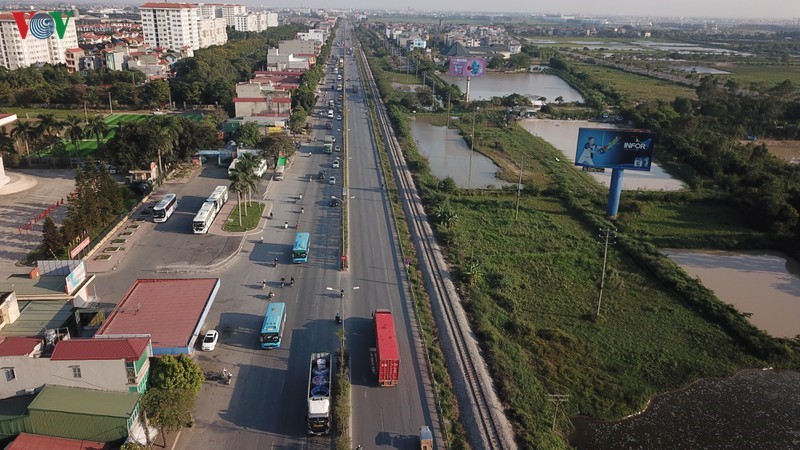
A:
[0,337,152,399]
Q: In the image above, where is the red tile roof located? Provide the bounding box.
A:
[96,279,219,351]
[50,337,150,362]
[0,337,41,357]
[8,433,109,450]
[273,98,292,103]
[141,2,197,9]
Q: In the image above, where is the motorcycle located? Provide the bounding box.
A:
[340,289,345,299]
[335,313,342,324]
[284,221,289,229]
[280,278,286,288]
[290,277,295,287]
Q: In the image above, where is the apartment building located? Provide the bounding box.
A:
[140,2,227,52]
[0,12,79,70]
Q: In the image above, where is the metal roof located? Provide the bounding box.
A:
[96,278,219,351]
[374,310,399,361]
[50,337,150,362]
[8,432,110,450]
[28,385,139,418]
[0,301,73,338]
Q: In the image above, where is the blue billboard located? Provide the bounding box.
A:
[574,128,656,171]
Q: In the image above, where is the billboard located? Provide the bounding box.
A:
[449,57,486,78]
[574,128,655,171]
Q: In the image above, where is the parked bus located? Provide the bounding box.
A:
[253,158,268,177]
[152,194,177,223]
[207,185,229,211]
[292,232,310,263]
[275,165,286,181]
[260,302,287,349]
[192,201,217,234]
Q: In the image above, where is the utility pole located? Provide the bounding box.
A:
[597,228,617,317]
[468,107,478,189]
[108,92,113,114]
[548,394,570,432]
[446,91,451,128]
[515,158,523,220]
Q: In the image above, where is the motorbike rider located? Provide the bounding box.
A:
[335,312,341,323]
[290,276,295,286]
[280,277,285,288]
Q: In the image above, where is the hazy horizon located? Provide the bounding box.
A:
[62,0,800,21]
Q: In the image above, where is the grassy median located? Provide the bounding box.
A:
[222,201,264,232]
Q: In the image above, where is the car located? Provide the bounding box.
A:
[329,197,342,207]
[329,176,336,185]
[201,330,219,351]
[334,145,341,152]
[332,160,340,168]
[336,115,342,121]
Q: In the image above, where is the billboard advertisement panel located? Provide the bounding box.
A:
[574,128,655,171]
[449,57,486,77]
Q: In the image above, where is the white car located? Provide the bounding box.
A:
[201,330,219,351]
[329,176,336,185]
[334,145,341,152]
[332,160,340,168]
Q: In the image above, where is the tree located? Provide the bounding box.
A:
[142,388,195,447]
[64,115,83,168]
[148,354,204,395]
[233,122,262,147]
[42,217,64,257]
[236,153,260,207]
[259,133,295,160]
[433,204,458,228]
[140,80,171,108]
[85,115,109,153]
[11,120,35,167]
[289,107,307,134]
[439,176,457,193]
[150,115,181,177]
[229,177,248,226]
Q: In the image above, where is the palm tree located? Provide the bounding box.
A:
[228,158,257,217]
[150,116,181,178]
[10,121,35,167]
[237,153,260,207]
[85,115,109,155]
[229,177,248,226]
[64,115,84,168]
[0,128,14,158]
[434,204,458,229]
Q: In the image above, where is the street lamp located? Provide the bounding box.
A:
[469,107,479,189]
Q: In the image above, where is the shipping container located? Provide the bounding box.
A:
[373,309,399,387]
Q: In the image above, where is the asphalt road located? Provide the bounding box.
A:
[341,33,436,449]
[90,32,435,450]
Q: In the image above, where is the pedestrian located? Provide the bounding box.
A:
[260,235,264,243]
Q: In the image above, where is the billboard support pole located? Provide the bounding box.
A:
[606,168,624,218]
[465,76,471,103]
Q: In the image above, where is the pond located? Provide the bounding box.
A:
[407,116,511,188]
[441,72,584,103]
[570,369,800,449]
[519,119,685,191]
[665,249,800,338]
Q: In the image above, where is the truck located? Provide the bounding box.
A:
[307,352,332,435]
[323,135,335,153]
[373,309,400,387]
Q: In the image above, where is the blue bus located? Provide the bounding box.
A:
[260,302,287,349]
[292,232,310,263]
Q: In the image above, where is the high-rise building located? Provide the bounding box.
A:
[140,2,227,52]
[0,11,79,70]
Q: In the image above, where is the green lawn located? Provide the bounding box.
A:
[572,62,697,101]
[223,202,264,232]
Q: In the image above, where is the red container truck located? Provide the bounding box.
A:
[373,309,399,387]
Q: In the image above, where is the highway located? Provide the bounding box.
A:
[340,29,438,449]
[89,26,438,450]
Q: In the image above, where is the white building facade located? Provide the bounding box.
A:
[0,11,79,70]
[140,2,227,52]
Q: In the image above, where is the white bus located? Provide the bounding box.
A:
[207,186,229,211]
[228,158,239,176]
[254,158,268,177]
[152,194,178,223]
[192,201,217,234]
[275,165,286,181]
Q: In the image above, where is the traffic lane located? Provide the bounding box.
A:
[179,163,340,449]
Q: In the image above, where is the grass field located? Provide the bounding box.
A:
[572,62,697,101]
[66,113,150,155]
[223,202,264,232]
[719,65,800,88]
[444,192,765,448]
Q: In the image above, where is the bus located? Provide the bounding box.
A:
[253,158,268,177]
[292,232,310,263]
[152,194,177,223]
[275,165,285,181]
[207,185,228,211]
[260,302,287,349]
[192,201,217,234]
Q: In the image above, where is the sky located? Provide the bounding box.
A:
[253,0,799,20]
